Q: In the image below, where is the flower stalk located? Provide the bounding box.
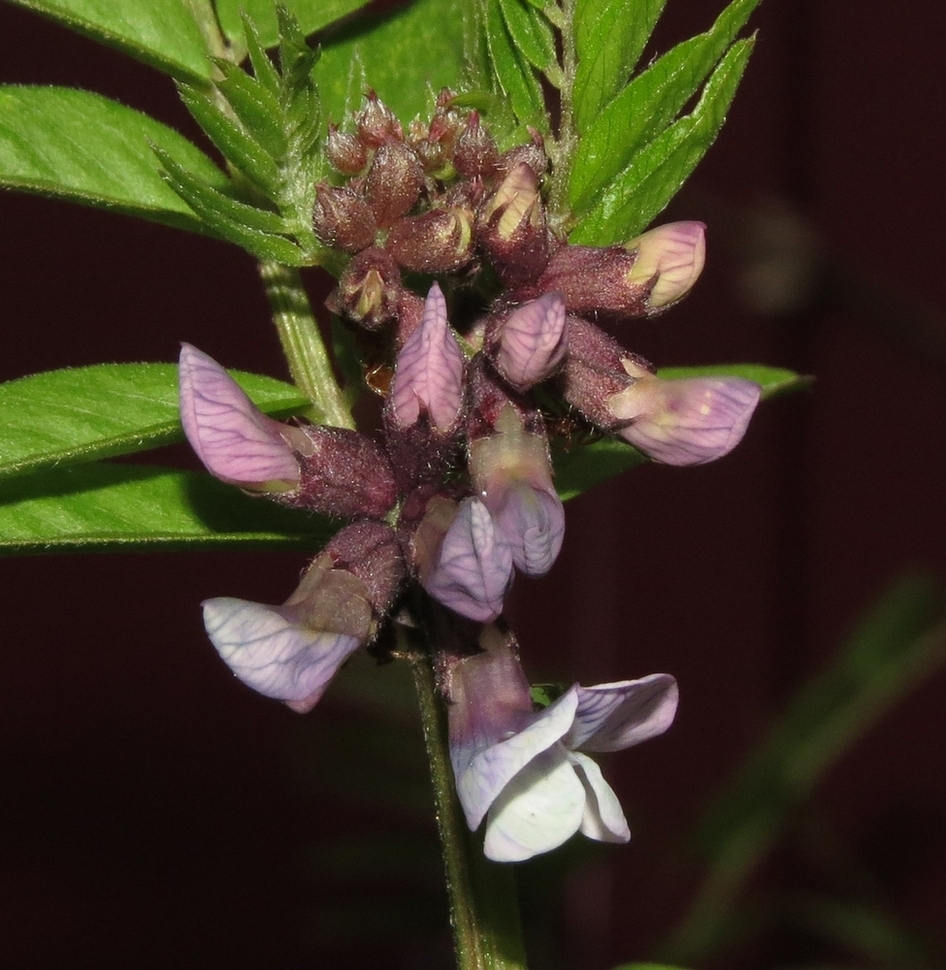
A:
[408,631,529,970]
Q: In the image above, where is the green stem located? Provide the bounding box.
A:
[258,260,354,429]
[409,645,529,970]
[548,0,578,223]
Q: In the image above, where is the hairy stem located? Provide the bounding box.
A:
[258,260,354,429]
[409,640,528,970]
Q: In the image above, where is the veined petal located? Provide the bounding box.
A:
[453,686,579,831]
[179,344,300,489]
[569,674,679,752]
[389,282,464,432]
[483,746,586,862]
[610,376,761,466]
[494,482,565,577]
[627,221,706,309]
[570,752,631,844]
[202,597,361,713]
[422,497,513,622]
[495,292,567,390]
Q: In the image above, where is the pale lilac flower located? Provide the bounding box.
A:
[416,495,514,622]
[179,343,303,491]
[490,292,568,391]
[203,555,374,713]
[608,361,761,465]
[626,221,707,310]
[389,282,465,432]
[469,406,564,577]
[448,626,678,862]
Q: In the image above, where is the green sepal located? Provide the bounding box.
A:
[569,0,760,214]
[0,462,330,555]
[572,0,667,134]
[570,37,755,245]
[0,363,307,480]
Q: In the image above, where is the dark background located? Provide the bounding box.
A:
[2,1,945,967]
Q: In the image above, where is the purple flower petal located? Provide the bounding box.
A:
[495,292,567,390]
[389,282,464,432]
[569,674,678,753]
[179,343,300,489]
[453,686,579,831]
[422,497,513,622]
[483,746,586,861]
[570,752,631,843]
[610,376,761,466]
[628,221,706,309]
[494,482,565,577]
[202,597,362,713]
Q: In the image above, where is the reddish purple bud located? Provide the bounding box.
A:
[488,292,568,391]
[608,366,761,465]
[453,111,499,180]
[178,343,302,491]
[326,247,402,330]
[536,244,651,318]
[416,495,514,622]
[325,124,368,175]
[355,91,403,147]
[497,128,549,179]
[363,140,425,228]
[284,425,398,519]
[626,221,707,310]
[389,282,464,433]
[312,184,377,253]
[386,207,475,273]
[477,163,550,286]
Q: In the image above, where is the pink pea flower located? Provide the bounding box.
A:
[487,292,568,391]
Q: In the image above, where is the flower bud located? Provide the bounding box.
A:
[355,90,403,147]
[486,292,568,391]
[626,221,706,310]
[385,207,475,273]
[415,495,514,622]
[363,140,425,228]
[536,244,650,318]
[326,247,402,330]
[285,425,398,519]
[607,362,761,465]
[326,123,368,175]
[178,343,302,491]
[312,184,377,253]
[453,111,499,180]
[477,162,549,286]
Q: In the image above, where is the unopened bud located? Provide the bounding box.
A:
[364,140,425,228]
[487,292,568,391]
[356,90,403,147]
[386,207,475,273]
[453,111,499,180]
[326,124,368,175]
[326,247,402,330]
[626,221,706,310]
[312,184,377,253]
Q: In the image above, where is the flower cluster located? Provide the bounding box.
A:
[179,92,761,861]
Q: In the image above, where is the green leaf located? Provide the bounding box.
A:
[6,0,213,82]
[570,0,759,213]
[572,0,666,133]
[214,57,289,159]
[499,0,559,78]
[484,0,546,129]
[0,462,330,554]
[0,363,308,480]
[315,0,465,126]
[214,0,372,50]
[552,364,808,501]
[0,85,229,234]
[570,37,755,245]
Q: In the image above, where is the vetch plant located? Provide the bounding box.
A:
[0,0,811,967]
